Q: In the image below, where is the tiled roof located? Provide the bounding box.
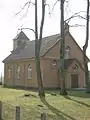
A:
[3,34,60,62]
[2,31,89,63]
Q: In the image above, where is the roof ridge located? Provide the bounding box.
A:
[30,33,60,42]
[42,33,60,39]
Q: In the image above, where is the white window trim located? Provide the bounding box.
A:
[28,64,32,80]
[8,68,12,78]
[65,46,70,59]
[17,66,20,79]
[52,60,57,69]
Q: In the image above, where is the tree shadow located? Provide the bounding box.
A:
[40,97,76,120]
[63,95,90,108]
[68,90,90,98]
[45,90,90,98]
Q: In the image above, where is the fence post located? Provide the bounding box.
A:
[41,113,46,120]
[16,106,20,120]
[0,101,2,120]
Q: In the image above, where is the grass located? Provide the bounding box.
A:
[0,87,90,120]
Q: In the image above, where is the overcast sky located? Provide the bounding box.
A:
[0,0,90,75]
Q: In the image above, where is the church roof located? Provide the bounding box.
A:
[13,31,29,41]
[2,31,89,63]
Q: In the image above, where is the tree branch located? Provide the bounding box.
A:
[15,0,35,16]
[18,28,35,34]
[20,2,31,20]
[50,0,68,15]
[45,4,51,15]
[50,0,59,15]
[64,11,86,23]
[70,24,85,28]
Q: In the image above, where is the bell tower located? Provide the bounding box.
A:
[13,31,30,50]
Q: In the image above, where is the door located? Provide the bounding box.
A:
[71,74,78,88]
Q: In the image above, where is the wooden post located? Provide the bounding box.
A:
[16,106,20,120]
[41,113,46,120]
[0,101,2,120]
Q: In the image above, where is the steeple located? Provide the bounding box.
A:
[13,31,30,50]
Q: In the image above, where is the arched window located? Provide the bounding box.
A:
[65,45,70,59]
[28,64,32,79]
[8,67,12,78]
[17,66,20,79]
[52,60,57,69]
[72,64,78,72]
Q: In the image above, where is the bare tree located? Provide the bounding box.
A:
[83,0,90,93]
[16,0,46,97]
[49,0,89,94]
[35,0,45,97]
[59,0,68,95]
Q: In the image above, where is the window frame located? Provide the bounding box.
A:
[65,45,71,59]
[72,64,79,72]
[66,45,70,50]
[52,60,57,69]
[17,65,20,80]
[28,64,32,80]
[8,67,12,79]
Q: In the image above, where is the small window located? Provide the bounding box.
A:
[17,66,20,79]
[28,64,32,79]
[52,60,57,69]
[66,45,70,50]
[65,45,70,59]
[75,64,78,68]
[8,67,12,78]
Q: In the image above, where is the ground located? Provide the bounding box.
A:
[0,87,90,120]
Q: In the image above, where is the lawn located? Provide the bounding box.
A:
[0,87,90,120]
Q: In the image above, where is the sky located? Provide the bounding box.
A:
[0,0,90,76]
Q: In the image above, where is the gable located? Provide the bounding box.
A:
[65,33,83,60]
[67,59,84,72]
[43,41,60,58]
[68,33,89,61]
[44,32,89,62]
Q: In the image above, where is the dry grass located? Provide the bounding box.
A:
[0,87,90,120]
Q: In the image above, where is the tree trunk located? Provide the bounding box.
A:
[35,0,45,97]
[60,0,68,95]
[36,55,45,97]
[83,0,90,93]
[39,0,45,51]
